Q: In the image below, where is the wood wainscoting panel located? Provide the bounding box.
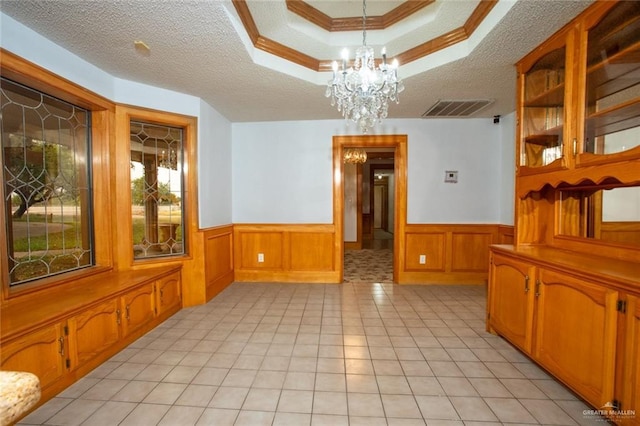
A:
[451,232,494,272]
[405,232,445,271]
[400,224,500,284]
[238,231,284,269]
[204,226,234,301]
[234,224,339,283]
[498,225,515,244]
[290,232,334,271]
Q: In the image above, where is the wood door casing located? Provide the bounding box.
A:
[333,135,407,283]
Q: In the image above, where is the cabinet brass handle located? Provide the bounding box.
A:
[126,305,130,321]
[572,138,577,157]
[524,275,530,293]
[535,279,541,297]
[58,337,64,356]
[116,308,121,325]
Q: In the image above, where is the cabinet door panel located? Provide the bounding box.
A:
[68,298,120,368]
[534,269,618,407]
[0,324,65,389]
[488,255,535,353]
[121,284,155,337]
[621,296,639,423]
[156,272,181,316]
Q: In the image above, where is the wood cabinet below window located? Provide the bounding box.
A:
[120,283,156,338]
[156,271,181,316]
[0,323,66,390]
[67,298,120,369]
[0,266,182,418]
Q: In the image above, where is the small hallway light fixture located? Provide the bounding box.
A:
[326,0,404,134]
[343,148,368,164]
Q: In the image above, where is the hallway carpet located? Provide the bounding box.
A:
[344,249,393,283]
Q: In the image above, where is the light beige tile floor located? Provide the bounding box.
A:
[19,282,605,426]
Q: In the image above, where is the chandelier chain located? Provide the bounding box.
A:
[362,0,367,47]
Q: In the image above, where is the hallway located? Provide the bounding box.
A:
[345,228,394,283]
[19,282,599,425]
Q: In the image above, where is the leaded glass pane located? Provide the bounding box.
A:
[130,121,184,258]
[1,78,93,285]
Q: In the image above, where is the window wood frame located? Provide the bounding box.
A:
[113,105,198,270]
[0,49,114,301]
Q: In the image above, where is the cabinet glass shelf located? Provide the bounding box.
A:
[521,45,566,169]
[583,1,640,156]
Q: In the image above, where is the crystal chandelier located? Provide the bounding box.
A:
[344,148,368,164]
[326,0,404,134]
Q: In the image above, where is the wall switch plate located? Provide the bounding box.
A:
[258,253,264,263]
[444,170,458,183]
[419,254,426,264]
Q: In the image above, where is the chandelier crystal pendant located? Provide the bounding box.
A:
[325,0,404,134]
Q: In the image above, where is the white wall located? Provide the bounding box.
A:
[1,12,233,228]
[198,100,233,227]
[402,118,502,223]
[232,120,337,223]
[232,118,506,224]
[603,187,640,222]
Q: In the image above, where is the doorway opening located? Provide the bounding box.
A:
[366,160,395,250]
[345,154,395,282]
[332,135,407,284]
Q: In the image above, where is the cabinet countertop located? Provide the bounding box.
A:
[491,244,640,293]
[1,265,181,340]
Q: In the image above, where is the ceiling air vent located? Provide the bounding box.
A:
[422,99,494,118]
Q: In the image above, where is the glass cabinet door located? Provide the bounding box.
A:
[582,1,640,159]
[521,47,566,169]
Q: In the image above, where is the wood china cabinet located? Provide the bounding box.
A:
[488,1,640,423]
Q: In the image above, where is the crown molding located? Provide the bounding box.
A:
[285,0,435,32]
[232,0,498,72]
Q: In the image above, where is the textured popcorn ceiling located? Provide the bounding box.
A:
[0,0,594,123]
